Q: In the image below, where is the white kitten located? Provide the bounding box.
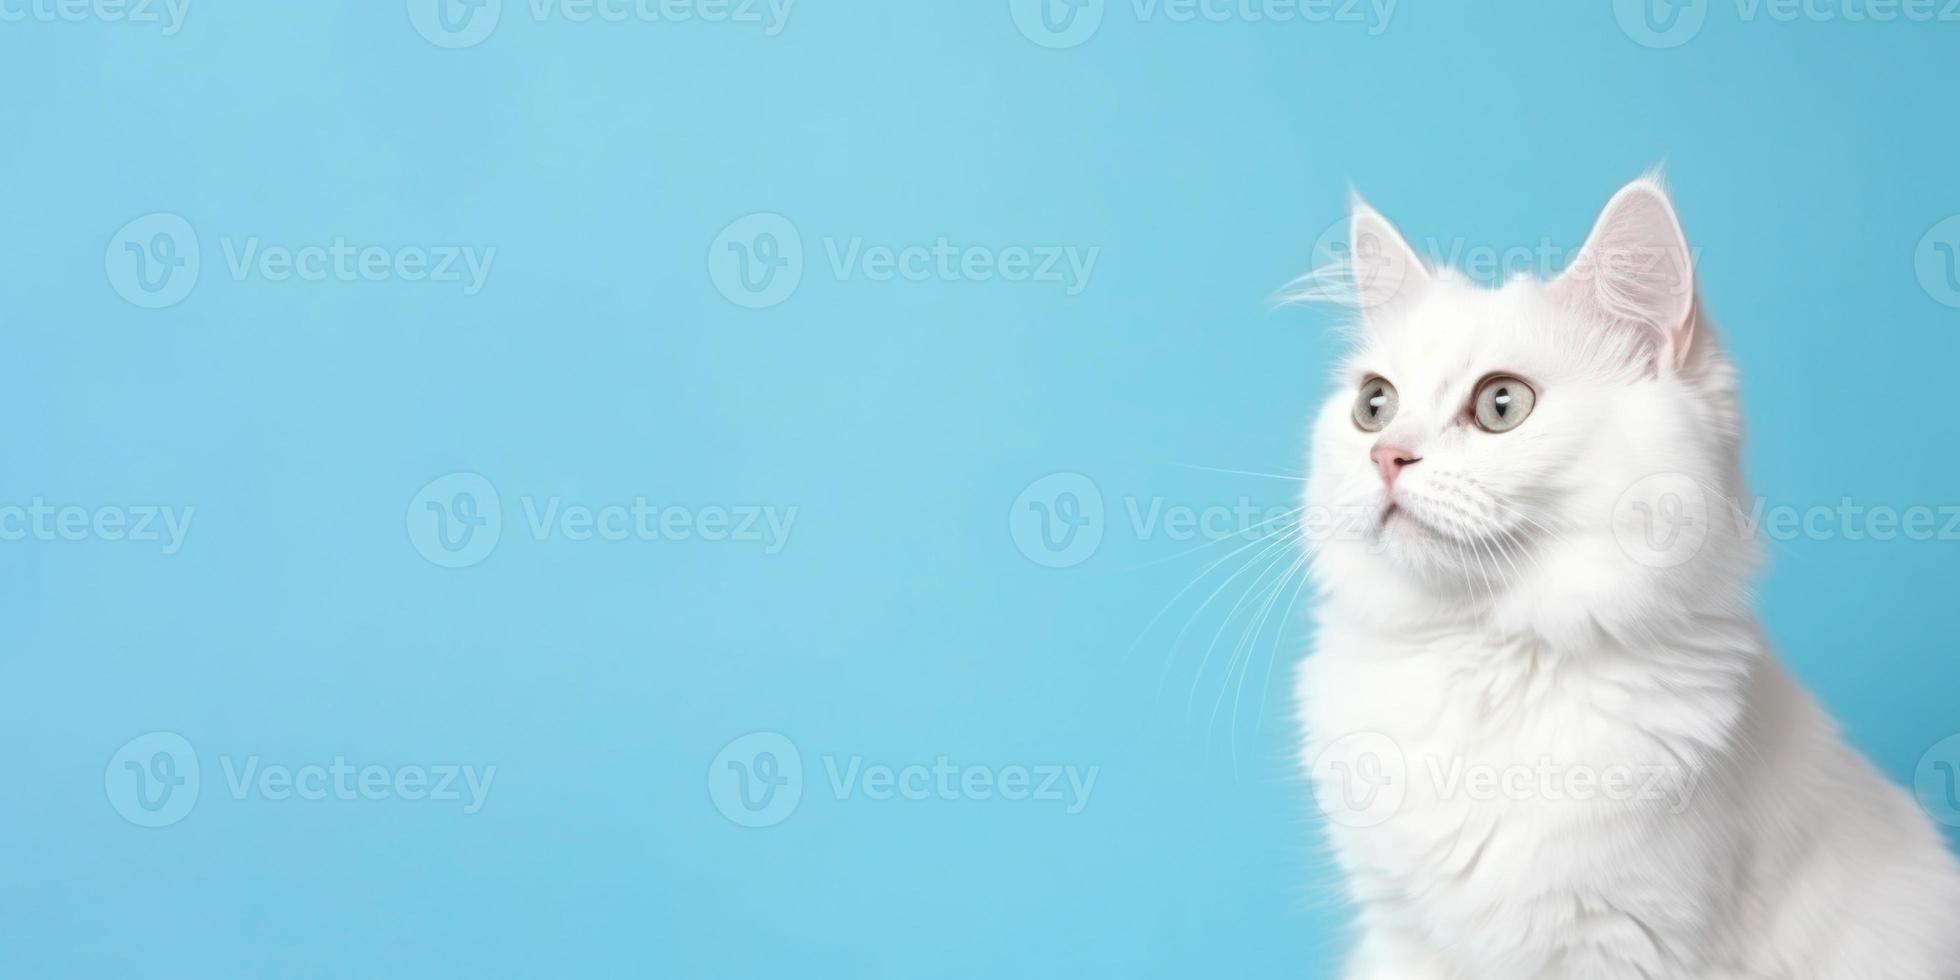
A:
[1294,176,1960,979]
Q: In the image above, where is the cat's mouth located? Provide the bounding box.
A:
[1379,499,1423,534]
[1378,497,1454,543]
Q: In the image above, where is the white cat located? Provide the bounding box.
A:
[1293,176,1960,979]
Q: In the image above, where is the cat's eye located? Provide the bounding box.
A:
[1473,376,1536,433]
[1352,377,1398,432]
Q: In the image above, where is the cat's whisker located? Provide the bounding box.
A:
[1472,536,1499,603]
[1216,549,1312,776]
[1487,522,1536,583]
[1442,512,1498,604]
[1479,494,1572,550]
[1202,566,1289,769]
[1126,517,1305,662]
[1476,536,1512,593]
[1463,512,1521,591]
[1445,532,1481,603]
[1158,527,1305,691]
[1185,540,1301,722]
[1409,493,1513,601]
[1131,506,1308,570]
[1230,552,1309,756]
[1274,259,1361,308]
[1251,547,1318,739]
[1175,463,1311,483]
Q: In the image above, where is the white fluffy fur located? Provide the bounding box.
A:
[1295,177,1960,979]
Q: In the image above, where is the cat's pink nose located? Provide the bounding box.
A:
[1370,443,1422,488]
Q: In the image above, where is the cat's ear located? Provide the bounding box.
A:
[1553,176,1698,373]
[1348,196,1430,318]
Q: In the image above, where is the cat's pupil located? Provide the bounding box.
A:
[1368,390,1386,416]
[1494,388,1511,416]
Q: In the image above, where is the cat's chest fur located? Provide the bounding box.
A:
[1297,617,1753,970]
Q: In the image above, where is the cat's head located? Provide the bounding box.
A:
[1301,177,1751,641]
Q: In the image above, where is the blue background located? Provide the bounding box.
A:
[4,1,1958,976]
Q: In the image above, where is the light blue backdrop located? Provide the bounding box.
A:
[4,1,1958,976]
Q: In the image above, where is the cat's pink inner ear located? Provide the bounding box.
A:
[1348,200,1430,318]
[1554,178,1698,372]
